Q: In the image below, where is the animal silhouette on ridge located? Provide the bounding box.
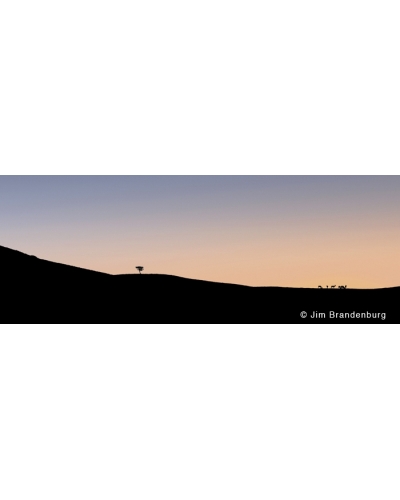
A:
[318,285,347,289]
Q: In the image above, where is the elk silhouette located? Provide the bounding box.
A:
[318,285,347,289]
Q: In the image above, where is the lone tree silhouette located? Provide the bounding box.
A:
[136,266,144,274]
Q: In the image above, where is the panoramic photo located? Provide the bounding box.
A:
[1,175,399,324]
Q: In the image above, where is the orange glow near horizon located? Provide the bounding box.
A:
[1,176,399,289]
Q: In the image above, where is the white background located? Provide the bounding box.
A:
[1,0,400,498]
[1,0,399,175]
[1,327,400,500]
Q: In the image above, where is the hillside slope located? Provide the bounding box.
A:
[1,245,398,324]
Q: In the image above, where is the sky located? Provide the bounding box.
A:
[0,175,399,288]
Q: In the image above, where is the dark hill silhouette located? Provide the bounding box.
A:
[1,245,398,324]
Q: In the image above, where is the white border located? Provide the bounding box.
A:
[1,1,399,176]
[1,324,400,500]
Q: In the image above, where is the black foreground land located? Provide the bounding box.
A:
[1,245,398,324]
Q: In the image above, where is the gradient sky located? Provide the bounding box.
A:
[1,175,399,288]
